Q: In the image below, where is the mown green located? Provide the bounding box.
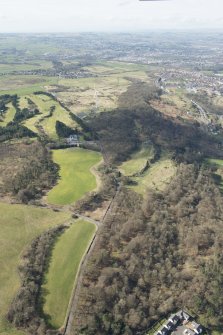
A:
[119,145,154,176]
[42,220,96,329]
[47,148,101,205]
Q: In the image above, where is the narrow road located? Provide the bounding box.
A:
[75,213,102,227]
[191,100,210,124]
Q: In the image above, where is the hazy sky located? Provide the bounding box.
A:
[1,0,223,32]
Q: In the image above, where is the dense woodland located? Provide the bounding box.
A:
[55,120,78,138]
[0,140,59,203]
[70,84,223,334]
[88,83,222,165]
[72,164,223,335]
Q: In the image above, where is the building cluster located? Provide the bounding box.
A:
[156,310,203,335]
[158,69,223,95]
[66,134,79,146]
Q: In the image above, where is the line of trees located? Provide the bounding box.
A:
[4,141,59,203]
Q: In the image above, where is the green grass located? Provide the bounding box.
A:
[42,220,96,329]
[47,148,102,205]
[207,158,223,167]
[0,202,71,335]
[0,75,57,96]
[0,103,16,127]
[40,99,76,139]
[119,145,154,176]
[0,61,52,74]
[130,157,176,195]
[23,94,77,138]
[206,158,223,191]
[23,94,55,133]
[146,318,167,335]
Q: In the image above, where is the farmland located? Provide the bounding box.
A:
[41,220,96,329]
[0,202,71,335]
[47,148,102,205]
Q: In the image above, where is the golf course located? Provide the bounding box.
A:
[40,147,102,329]
[47,148,102,205]
[0,203,71,335]
[42,220,96,329]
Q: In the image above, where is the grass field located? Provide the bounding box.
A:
[57,75,130,115]
[47,148,102,205]
[40,98,76,139]
[0,103,16,127]
[23,94,55,133]
[21,94,77,138]
[54,61,150,115]
[206,158,223,190]
[0,75,57,96]
[207,158,223,166]
[0,61,52,74]
[119,145,154,176]
[130,157,176,195]
[0,202,71,335]
[41,220,96,329]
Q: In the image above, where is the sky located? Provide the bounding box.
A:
[0,0,223,33]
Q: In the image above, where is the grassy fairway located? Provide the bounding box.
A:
[0,103,16,127]
[131,158,176,195]
[42,220,96,329]
[0,202,70,335]
[119,145,154,176]
[40,100,76,139]
[47,148,101,205]
[23,94,77,138]
[206,158,223,190]
[207,158,223,166]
